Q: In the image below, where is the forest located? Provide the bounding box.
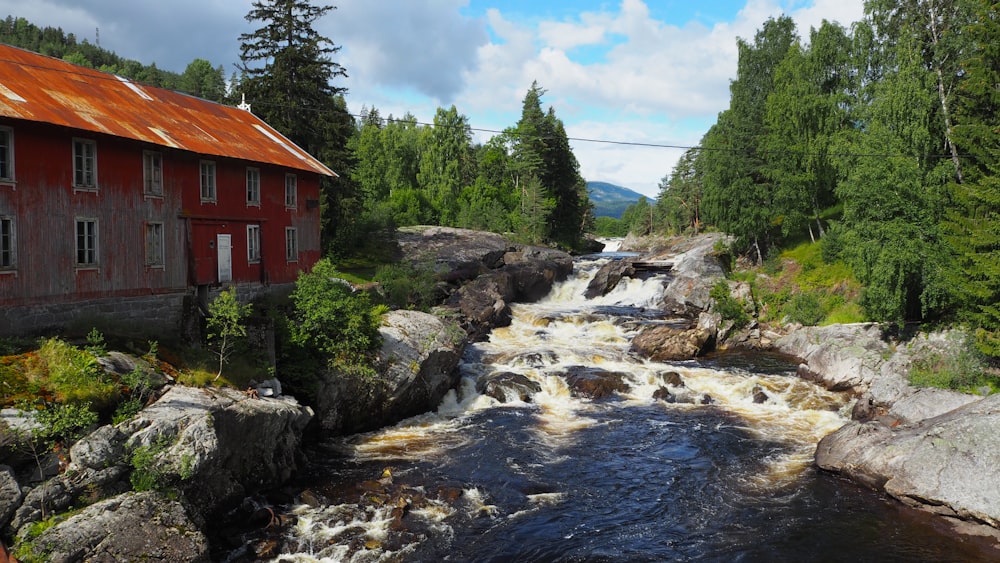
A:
[2,0,999,356]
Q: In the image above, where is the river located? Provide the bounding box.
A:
[222,254,993,562]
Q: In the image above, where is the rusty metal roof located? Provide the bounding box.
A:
[0,43,336,177]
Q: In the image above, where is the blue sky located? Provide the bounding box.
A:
[0,0,866,198]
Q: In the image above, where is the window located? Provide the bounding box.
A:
[75,218,98,266]
[246,167,260,206]
[284,174,297,208]
[73,138,97,189]
[247,224,261,263]
[0,127,13,182]
[285,227,298,261]
[200,160,216,201]
[143,151,163,196]
[145,222,164,266]
[0,217,14,269]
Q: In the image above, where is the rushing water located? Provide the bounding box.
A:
[221,256,995,562]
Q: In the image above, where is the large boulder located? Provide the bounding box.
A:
[397,226,509,277]
[630,320,715,362]
[655,233,728,316]
[774,323,890,392]
[585,258,636,299]
[396,226,572,340]
[312,310,466,435]
[816,394,1000,531]
[14,491,209,562]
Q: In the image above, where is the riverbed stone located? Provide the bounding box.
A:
[558,366,630,399]
[477,372,543,403]
[630,324,713,361]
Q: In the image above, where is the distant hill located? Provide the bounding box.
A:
[587,181,651,218]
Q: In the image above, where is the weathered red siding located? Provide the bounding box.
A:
[0,117,322,307]
[0,121,187,306]
[0,44,332,330]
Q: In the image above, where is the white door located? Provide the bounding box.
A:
[217,234,232,282]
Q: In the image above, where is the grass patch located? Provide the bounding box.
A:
[741,240,864,327]
[909,335,999,394]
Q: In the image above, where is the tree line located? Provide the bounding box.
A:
[624,0,1000,357]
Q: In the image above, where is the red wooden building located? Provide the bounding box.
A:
[0,44,336,336]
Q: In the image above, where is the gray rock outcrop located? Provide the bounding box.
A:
[312,309,466,435]
[396,226,573,341]
[816,394,1000,531]
[7,385,312,541]
[14,491,209,562]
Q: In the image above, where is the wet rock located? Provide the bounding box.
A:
[585,258,636,299]
[653,387,676,403]
[630,324,713,361]
[14,491,209,562]
[661,371,685,387]
[752,385,769,404]
[558,367,630,400]
[477,372,543,403]
[700,394,714,405]
[446,271,515,341]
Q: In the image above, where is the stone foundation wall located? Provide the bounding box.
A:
[0,282,297,340]
[0,292,189,338]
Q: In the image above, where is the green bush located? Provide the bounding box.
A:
[289,259,385,368]
[374,263,440,310]
[909,336,998,394]
[783,292,825,326]
[710,280,750,327]
[34,337,116,407]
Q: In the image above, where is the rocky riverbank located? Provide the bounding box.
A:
[0,226,574,561]
[605,233,1000,545]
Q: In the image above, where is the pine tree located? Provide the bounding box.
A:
[237,0,347,153]
[946,0,1000,354]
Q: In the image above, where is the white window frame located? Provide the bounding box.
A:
[246,167,261,206]
[247,224,261,263]
[0,126,14,184]
[73,138,97,190]
[200,160,216,202]
[284,173,297,208]
[75,217,99,267]
[145,222,164,267]
[285,227,298,262]
[143,150,163,196]
[0,216,14,270]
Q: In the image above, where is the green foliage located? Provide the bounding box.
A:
[84,328,106,356]
[710,280,751,327]
[112,366,153,424]
[592,216,629,238]
[909,335,998,394]
[289,259,384,368]
[129,437,172,492]
[783,292,825,326]
[373,263,440,311]
[35,338,116,407]
[27,401,98,445]
[205,288,252,380]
